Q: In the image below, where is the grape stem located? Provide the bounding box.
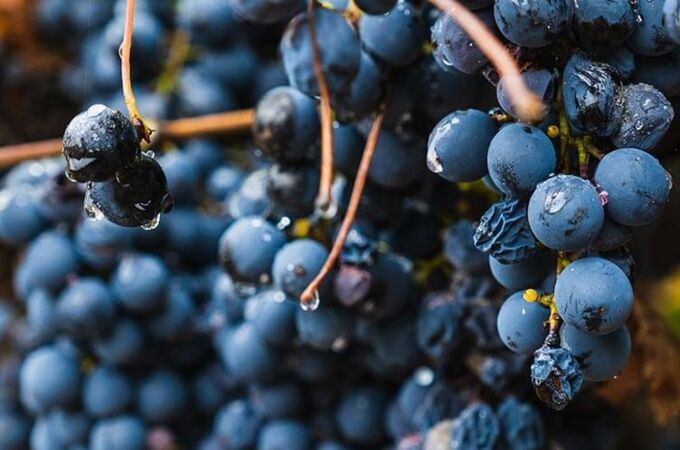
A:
[300,105,386,307]
[0,109,255,169]
[121,0,153,142]
[428,0,544,123]
[307,0,335,214]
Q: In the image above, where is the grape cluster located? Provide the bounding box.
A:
[0,0,675,448]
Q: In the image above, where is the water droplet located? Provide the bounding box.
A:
[276,216,292,230]
[331,336,348,352]
[598,190,609,206]
[143,150,155,159]
[544,189,567,214]
[301,290,320,311]
[141,214,161,231]
[259,273,271,284]
[83,190,104,222]
[234,282,257,297]
[415,366,435,386]
[316,200,338,220]
[426,148,443,174]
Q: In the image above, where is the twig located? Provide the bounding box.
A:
[307,0,335,213]
[299,106,385,307]
[0,109,255,169]
[120,0,153,142]
[428,0,544,123]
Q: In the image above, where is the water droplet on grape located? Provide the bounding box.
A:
[301,291,320,311]
[415,366,435,386]
[141,214,161,231]
[426,147,443,174]
[83,190,104,222]
[331,336,348,352]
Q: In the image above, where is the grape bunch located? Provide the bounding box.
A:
[0,0,675,448]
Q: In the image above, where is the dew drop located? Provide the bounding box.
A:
[141,214,161,231]
[276,216,292,230]
[316,200,338,220]
[331,336,348,352]
[83,190,104,222]
[415,366,435,386]
[301,290,320,311]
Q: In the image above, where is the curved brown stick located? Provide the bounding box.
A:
[428,0,544,123]
[0,109,255,169]
[307,0,335,212]
[300,106,385,307]
[120,0,153,142]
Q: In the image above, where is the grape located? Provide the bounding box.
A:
[176,0,236,46]
[273,239,329,298]
[257,420,313,450]
[416,291,465,360]
[431,8,494,74]
[560,324,631,382]
[530,346,583,410]
[62,105,138,183]
[137,370,188,423]
[354,0,396,15]
[214,400,262,449]
[56,277,116,338]
[600,45,636,79]
[562,53,621,137]
[494,0,574,48]
[219,217,286,284]
[175,66,238,117]
[249,380,304,419]
[614,84,675,152]
[147,285,195,341]
[231,0,303,24]
[225,322,285,382]
[528,175,605,251]
[497,68,555,122]
[158,150,201,205]
[86,153,173,228]
[295,303,354,351]
[83,366,133,418]
[474,198,539,264]
[632,50,680,97]
[45,409,89,447]
[358,1,425,67]
[248,290,297,347]
[0,411,29,450]
[593,148,672,226]
[336,385,389,445]
[26,290,59,343]
[364,252,415,319]
[206,165,244,202]
[368,130,424,189]
[111,253,169,314]
[267,164,319,219]
[554,257,633,335]
[497,397,545,450]
[281,9,361,97]
[592,219,632,252]
[497,291,550,355]
[93,319,146,366]
[626,0,676,56]
[450,403,500,450]
[572,0,638,48]
[331,52,383,123]
[664,0,680,44]
[443,219,488,273]
[0,189,47,247]
[489,253,553,291]
[487,124,557,198]
[427,109,497,182]
[253,86,319,164]
[89,415,146,450]
[19,346,80,413]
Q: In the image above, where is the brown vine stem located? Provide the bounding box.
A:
[0,109,255,169]
[299,105,385,307]
[120,0,153,142]
[428,0,544,123]
[307,0,335,213]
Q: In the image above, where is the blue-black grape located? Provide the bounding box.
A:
[610,83,674,150]
[19,346,80,413]
[45,409,89,447]
[257,420,313,450]
[497,397,545,450]
[562,53,621,137]
[592,218,633,252]
[494,0,574,48]
[93,319,146,366]
[497,291,549,355]
[497,68,555,122]
[111,253,169,314]
[487,124,557,198]
[474,198,538,264]
[554,257,633,335]
[219,217,286,284]
[83,366,133,418]
[530,346,583,410]
[359,1,425,67]
[336,385,388,445]
[158,150,202,205]
[273,238,328,298]
[331,51,383,123]
[281,9,361,97]
[176,0,235,46]
[444,220,488,273]
[296,303,353,351]
[626,0,676,56]
[224,322,285,382]
[137,370,187,423]
[253,86,319,164]
[572,0,638,48]
[560,324,631,382]
[267,164,319,219]
[232,0,303,23]
[56,277,116,338]
[89,415,146,450]
[214,399,262,449]
[632,50,680,97]
[427,109,497,182]
[431,8,494,74]
[450,403,500,450]
[488,252,553,291]
[594,148,672,226]
[62,104,138,183]
[249,380,304,419]
[0,189,47,247]
[354,0,395,14]
[528,174,605,251]
[248,290,298,347]
[368,130,423,189]
[416,291,465,360]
